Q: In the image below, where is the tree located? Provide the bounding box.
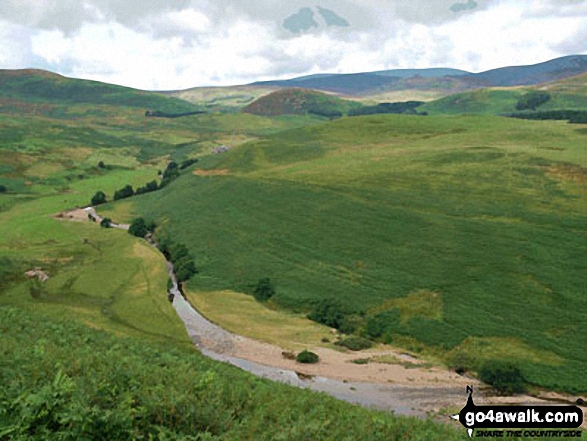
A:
[180,158,199,170]
[113,185,134,201]
[479,360,526,395]
[516,92,551,111]
[253,278,275,302]
[307,299,346,329]
[0,185,7,193]
[98,161,106,168]
[91,191,107,206]
[100,218,112,228]
[145,220,157,232]
[128,218,148,237]
[145,180,158,192]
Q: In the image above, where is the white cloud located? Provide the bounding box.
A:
[0,1,586,89]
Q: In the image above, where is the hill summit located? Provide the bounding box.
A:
[242,88,360,117]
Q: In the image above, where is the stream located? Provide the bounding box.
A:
[163,249,464,418]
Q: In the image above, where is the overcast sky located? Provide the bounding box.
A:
[0,0,586,90]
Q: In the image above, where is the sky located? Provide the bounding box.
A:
[0,0,586,90]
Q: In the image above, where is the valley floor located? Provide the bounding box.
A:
[78,207,586,427]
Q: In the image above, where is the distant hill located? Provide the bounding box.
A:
[0,69,199,114]
[246,55,587,97]
[251,68,471,96]
[468,55,587,87]
[242,88,362,117]
[421,72,587,115]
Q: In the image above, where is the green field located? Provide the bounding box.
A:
[137,114,587,394]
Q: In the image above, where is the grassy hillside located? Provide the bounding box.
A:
[243,88,362,117]
[166,85,279,112]
[137,114,587,394]
[1,306,471,440]
[0,69,199,114]
[422,83,587,115]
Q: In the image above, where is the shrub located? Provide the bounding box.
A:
[348,101,424,117]
[338,314,363,335]
[335,337,373,351]
[128,218,148,237]
[0,184,7,193]
[136,180,159,195]
[516,92,551,111]
[307,299,346,329]
[478,360,526,395]
[100,218,112,228]
[180,158,199,170]
[296,350,319,364]
[253,278,275,302]
[113,185,134,201]
[175,259,197,283]
[365,309,401,339]
[98,161,106,168]
[91,190,107,206]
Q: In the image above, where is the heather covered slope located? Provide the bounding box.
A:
[0,69,200,114]
[242,88,362,117]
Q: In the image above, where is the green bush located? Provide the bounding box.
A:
[0,184,7,193]
[296,350,319,364]
[128,218,148,238]
[100,218,112,228]
[113,185,134,201]
[335,337,373,351]
[516,92,551,111]
[307,299,347,329]
[478,360,526,395]
[253,278,275,302]
[91,190,106,206]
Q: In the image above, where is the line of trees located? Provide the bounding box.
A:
[507,109,587,124]
[515,91,551,111]
[145,110,205,118]
[157,237,198,283]
[128,217,156,238]
[348,101,426,117]
[89,158,199,207]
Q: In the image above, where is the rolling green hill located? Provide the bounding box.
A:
[242,88,362,117]
[136,113,587,394]
[0,69,199,115]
